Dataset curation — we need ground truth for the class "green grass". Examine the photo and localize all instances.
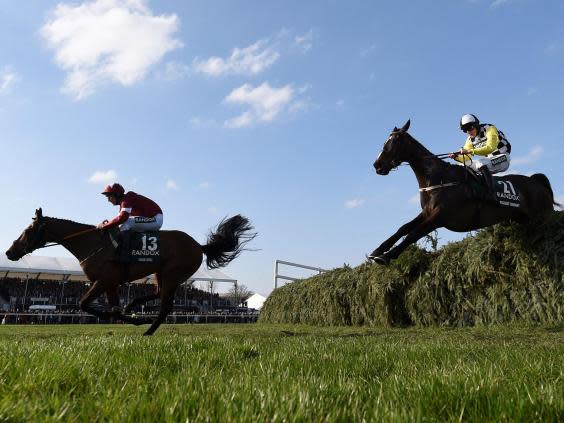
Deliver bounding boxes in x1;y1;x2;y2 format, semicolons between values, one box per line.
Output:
0;324;562;422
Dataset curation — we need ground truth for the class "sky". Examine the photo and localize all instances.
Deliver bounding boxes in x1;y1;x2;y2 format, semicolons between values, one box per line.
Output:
1;0;563;297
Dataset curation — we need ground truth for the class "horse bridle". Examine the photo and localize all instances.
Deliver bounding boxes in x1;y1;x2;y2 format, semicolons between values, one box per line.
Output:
383;130;408;170
22;222;48;253
23;221;98;253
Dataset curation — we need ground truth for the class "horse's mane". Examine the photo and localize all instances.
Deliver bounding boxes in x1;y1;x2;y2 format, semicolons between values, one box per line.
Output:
45;216;95;229
404;131;451;170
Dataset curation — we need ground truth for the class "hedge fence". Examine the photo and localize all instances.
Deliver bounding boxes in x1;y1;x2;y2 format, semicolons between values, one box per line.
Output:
260;211;563;327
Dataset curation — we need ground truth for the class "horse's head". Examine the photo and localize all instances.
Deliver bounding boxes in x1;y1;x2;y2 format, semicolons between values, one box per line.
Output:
374;119;411;175
5;208;48;261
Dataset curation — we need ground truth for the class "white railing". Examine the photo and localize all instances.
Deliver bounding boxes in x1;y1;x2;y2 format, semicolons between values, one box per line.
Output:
273;260;328;289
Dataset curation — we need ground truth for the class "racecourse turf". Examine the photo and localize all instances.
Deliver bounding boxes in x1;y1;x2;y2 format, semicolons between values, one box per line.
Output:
0;324;562;422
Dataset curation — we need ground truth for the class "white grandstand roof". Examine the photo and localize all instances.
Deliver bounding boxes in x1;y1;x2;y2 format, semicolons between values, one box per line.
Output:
0;253;236;284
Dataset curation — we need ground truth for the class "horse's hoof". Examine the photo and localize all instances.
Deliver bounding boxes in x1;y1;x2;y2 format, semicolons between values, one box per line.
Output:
371;255;389;265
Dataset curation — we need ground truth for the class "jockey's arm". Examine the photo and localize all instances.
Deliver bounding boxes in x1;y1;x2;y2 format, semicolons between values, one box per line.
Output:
100;210;129;229
453;138;475;163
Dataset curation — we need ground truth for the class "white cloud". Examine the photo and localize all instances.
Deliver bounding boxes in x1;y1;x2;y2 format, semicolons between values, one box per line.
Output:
198;181;210;189
189;116;216;128
158;61;190;81
166;179;178;190
223;82;295;128
527;87;538;96
193;39;279;77
344;198;365;209
0;66;19;94
294;30;313;53
360;44;377;58
88;170;117;184
41;0;182;100
490;0;511;8
510;146;543;166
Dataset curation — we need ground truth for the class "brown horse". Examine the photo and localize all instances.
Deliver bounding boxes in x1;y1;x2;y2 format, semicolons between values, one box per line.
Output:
369;120;559;265
5;208;255;335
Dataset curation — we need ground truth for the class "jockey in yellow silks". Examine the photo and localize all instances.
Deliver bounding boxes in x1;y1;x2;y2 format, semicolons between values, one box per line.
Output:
449;114;511;201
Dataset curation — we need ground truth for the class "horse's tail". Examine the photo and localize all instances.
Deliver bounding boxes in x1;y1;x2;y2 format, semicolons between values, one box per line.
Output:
530;173;561;208
201;215;256;269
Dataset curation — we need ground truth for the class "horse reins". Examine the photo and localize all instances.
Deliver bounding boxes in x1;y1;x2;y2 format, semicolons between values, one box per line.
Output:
33;227;99;250
385;131;473;191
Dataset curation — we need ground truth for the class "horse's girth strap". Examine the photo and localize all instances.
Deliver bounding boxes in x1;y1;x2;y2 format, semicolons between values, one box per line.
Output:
419;182;459;192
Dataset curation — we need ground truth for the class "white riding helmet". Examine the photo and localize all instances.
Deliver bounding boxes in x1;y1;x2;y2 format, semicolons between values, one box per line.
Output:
460;114;480;132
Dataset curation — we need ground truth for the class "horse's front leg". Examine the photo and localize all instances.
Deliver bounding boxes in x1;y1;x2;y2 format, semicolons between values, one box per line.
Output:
79;281;115;319
124;293;160;314
376;210;441;264
80;282;152;325
369;213;425;261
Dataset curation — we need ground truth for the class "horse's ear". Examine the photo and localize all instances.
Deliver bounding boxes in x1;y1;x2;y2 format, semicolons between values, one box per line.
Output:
35;208;43;219
392;126;398;132
401;120;411;132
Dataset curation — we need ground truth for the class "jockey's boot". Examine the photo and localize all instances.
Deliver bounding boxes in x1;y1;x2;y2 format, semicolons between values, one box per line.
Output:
118;230;132;263
480;167;497;204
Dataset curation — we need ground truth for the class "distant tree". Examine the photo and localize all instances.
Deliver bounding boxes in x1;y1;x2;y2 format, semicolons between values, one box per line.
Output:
226;284;253;307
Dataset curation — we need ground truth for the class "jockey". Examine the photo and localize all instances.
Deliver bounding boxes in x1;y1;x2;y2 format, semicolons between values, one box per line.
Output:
97;183;163;255
449;114;511;201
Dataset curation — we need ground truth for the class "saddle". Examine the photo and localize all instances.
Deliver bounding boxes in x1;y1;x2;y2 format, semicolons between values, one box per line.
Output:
462;168;521;208
109;229;161;264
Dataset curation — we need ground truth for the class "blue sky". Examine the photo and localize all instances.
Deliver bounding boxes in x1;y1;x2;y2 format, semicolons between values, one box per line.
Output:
1;0;563;296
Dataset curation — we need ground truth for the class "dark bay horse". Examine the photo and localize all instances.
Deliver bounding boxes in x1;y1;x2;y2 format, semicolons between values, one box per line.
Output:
5;209;255;335
369;120;558;265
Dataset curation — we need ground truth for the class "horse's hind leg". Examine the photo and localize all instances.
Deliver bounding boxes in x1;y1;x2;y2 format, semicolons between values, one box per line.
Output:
124;293;160;314
143;282;177;336
124;272;162;313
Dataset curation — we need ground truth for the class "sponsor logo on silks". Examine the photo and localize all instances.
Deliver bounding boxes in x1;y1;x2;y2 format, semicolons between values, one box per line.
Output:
134;216;156;223
490;156;507;165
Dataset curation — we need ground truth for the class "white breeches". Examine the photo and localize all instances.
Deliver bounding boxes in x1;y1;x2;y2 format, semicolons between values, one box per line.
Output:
119;214;163;232
465;154;510;174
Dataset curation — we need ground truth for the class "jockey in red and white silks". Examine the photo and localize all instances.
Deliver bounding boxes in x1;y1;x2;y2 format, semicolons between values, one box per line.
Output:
97;183;163;232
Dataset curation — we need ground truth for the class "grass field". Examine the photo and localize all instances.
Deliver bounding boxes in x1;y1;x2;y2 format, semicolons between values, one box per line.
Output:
0;324;562;422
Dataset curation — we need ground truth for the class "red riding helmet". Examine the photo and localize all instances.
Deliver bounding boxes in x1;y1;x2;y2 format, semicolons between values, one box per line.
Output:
101;183;125;196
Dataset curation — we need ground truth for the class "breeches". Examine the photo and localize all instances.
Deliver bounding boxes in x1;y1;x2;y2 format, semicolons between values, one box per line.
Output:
119;213;163;232
468;154;510;174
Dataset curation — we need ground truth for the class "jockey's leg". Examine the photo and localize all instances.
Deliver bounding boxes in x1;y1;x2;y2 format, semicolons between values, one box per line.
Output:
127;214;163;232
115;214;163;262
481;166;494;194
474;160;496;204
118;230;132;262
